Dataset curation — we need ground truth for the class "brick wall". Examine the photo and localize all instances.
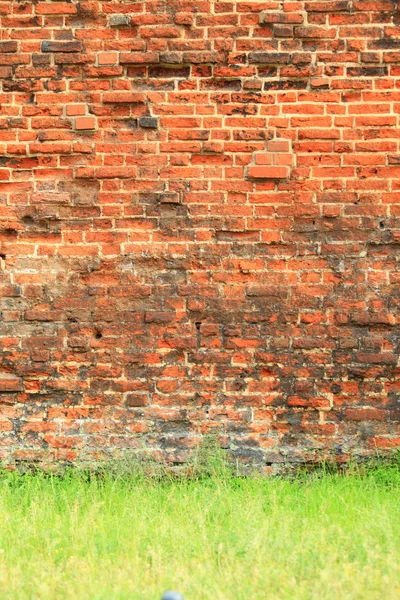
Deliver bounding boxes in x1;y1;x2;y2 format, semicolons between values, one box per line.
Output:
0;0;399;471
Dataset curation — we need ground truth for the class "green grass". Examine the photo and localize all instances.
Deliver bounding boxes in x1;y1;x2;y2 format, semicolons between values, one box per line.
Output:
0;462;399;599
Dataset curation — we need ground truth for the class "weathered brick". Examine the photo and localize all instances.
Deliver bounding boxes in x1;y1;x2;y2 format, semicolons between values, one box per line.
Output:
259;11;304;25
109;14;131;27
310;77;330;88
36;2;77;14
139;117;159;129
103;92;146;104
41;41;82;53
267;140;290;152
0;376;22;392
273;25;294;38
0;41;18;53
248;52;291;64
158;192;181;204
120;52;160;64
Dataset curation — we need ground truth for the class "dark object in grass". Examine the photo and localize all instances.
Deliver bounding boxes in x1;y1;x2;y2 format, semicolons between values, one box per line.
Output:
161;592;184;600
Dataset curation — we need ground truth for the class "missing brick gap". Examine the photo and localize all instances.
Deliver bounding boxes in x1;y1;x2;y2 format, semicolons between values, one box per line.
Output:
195;322;202;349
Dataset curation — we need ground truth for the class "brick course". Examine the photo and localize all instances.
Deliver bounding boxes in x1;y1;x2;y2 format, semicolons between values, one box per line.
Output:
0;0;399;471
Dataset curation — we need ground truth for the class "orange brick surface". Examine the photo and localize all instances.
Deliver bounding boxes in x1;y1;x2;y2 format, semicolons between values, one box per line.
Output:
66;104;86;117
248;166;289;179
97;52;119;66
75;116;96;130
255;154;272;165
0;0;399;471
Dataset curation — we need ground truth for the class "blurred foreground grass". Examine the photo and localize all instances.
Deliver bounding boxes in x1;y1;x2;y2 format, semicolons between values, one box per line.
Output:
0;458;399;599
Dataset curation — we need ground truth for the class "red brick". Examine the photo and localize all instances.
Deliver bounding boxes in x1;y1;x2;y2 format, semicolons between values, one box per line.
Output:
255;153;272;165
36;3;77;14
119;52;160;64
125;394;148;407
273;153;293;166
311;77;330;88
267;140;290;152
74;116;96;130
0;376;22;392
41;41;82;53
97;52;119;66
0;41;18;53
103;92;146;104
66;104;86;117
247;166;289;179
346;409;387;421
